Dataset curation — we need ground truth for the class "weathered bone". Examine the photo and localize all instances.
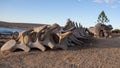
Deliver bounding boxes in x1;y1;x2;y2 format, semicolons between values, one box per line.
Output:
40;24;59;49
88;23;113;38
30;38;46;51
62;20;91;46
69;35;84;46
14;43;30;52
1;39;16;52
64;19;75;30
1;19;93;52
57;31;72;44
54;31;72;49
15;32;30;52
25;25;48;51
55;38;68;50
75;23;78;28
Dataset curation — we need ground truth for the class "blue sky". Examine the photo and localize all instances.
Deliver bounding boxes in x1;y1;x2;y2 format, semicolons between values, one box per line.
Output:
0;0;120;29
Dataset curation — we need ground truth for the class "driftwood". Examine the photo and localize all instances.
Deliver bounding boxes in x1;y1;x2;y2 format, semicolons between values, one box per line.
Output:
1;19;93;53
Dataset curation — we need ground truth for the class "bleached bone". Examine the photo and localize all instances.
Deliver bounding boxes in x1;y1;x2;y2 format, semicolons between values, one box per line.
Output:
29;38;46;51
88;23;113;38
0;31;31;52
40;23;60;49
62;19;92;46
14;43;30;52
69;35;84;46
6;29;34;52
64;19;75;30
57;31;72;44
1;39;16;52
25;25;48;51
1;19;93;52
11;31;30;52
55;31;72;49
75;23;78;28
55;38;68;50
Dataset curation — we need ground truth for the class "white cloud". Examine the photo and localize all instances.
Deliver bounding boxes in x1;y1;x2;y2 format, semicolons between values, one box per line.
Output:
94;0;119;8
94;0;117;3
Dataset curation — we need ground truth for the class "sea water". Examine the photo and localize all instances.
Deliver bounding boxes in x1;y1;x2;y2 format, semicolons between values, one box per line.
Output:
0;27;25;34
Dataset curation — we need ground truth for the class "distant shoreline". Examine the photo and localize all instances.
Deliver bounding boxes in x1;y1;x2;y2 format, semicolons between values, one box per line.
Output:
0;21;45;29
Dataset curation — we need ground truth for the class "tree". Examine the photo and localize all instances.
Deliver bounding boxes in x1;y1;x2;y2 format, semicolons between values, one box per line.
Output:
97;11;110;24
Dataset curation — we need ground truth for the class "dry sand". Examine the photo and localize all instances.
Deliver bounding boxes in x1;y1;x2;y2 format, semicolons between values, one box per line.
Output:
0;22;120;68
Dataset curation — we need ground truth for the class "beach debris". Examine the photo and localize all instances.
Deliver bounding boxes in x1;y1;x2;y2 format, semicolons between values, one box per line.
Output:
0;19;93;52
88;23;113;38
